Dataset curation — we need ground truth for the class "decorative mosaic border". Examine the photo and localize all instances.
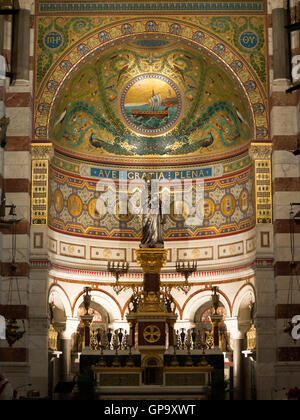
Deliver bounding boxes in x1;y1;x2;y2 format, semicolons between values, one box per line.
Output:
52;150;252;180
37;1;265;14
249;142;272;224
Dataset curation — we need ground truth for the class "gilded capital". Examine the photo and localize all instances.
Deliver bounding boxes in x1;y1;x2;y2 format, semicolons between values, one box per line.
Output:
31;143;54;160
249;143;272;161
135;248;168;274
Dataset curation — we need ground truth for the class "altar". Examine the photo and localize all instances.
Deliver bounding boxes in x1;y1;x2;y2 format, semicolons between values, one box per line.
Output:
77;246;225;400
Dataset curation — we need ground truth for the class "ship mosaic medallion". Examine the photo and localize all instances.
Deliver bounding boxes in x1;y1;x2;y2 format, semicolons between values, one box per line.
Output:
121;74;182;136
48;37;254;166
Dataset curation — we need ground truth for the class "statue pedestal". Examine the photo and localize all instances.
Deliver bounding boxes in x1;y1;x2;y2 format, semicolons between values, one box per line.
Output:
127;248;177;357
135;248;168;293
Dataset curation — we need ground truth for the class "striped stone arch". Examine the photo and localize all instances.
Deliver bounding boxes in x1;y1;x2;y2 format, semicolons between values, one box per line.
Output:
34;17;268;144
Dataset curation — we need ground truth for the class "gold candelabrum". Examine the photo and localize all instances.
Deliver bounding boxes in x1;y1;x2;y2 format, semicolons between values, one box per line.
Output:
81;287;94;349
175;260;197;294
209;287;223;348
107;261;130;294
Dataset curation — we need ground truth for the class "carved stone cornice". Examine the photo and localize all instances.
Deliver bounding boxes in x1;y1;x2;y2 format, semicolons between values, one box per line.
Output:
249;143;272;161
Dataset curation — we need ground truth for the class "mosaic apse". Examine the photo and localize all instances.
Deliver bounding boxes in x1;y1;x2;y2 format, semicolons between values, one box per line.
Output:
49;39;253;165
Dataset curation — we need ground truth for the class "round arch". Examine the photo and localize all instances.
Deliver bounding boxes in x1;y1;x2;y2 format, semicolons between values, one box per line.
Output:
72;288;123;322
232;282;256;318
48;283;73;318
34;17;267;145
182;288;232;322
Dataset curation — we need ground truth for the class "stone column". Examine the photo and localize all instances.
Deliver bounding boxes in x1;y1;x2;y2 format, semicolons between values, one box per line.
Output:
60;318;79;382
232;336;245;400
0;16;4;55
272;1;290;81
48;351;62;399
225;318;245;400
29;145;53;396
12;9;31;84
254;262;276;400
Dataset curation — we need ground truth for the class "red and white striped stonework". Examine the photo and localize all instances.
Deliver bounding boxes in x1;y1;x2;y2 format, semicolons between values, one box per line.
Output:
266;0;300;400
0;0;49;393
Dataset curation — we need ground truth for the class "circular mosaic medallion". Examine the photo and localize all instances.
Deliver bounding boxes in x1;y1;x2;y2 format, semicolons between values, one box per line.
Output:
203;199;215;219
170;200;191;221
239;190;249;212
221;194;235;217
54;190;64;213
88;198;106;219
113;202;133;223
68;195;83;217
240;31;258;49
121;74;182;136
44;31;63;49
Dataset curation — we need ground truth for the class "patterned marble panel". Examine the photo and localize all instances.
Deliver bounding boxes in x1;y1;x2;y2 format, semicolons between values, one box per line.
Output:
177;247;214;261
246;236;257;253
48;236;58;254
60;241;86;259
218;241;244;259
91;247;126;261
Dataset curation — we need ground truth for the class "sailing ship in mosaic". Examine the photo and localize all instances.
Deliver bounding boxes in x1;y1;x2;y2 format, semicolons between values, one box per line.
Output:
122;74;181;135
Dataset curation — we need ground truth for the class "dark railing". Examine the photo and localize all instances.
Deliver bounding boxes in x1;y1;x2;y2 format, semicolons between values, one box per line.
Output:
79;326;229;353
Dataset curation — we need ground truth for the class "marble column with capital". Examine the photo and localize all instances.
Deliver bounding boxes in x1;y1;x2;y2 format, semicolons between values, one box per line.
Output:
225;318;246;400
60;318;80;382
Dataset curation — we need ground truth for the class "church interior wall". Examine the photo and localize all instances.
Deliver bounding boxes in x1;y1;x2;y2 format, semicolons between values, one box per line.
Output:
0;0;299;401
